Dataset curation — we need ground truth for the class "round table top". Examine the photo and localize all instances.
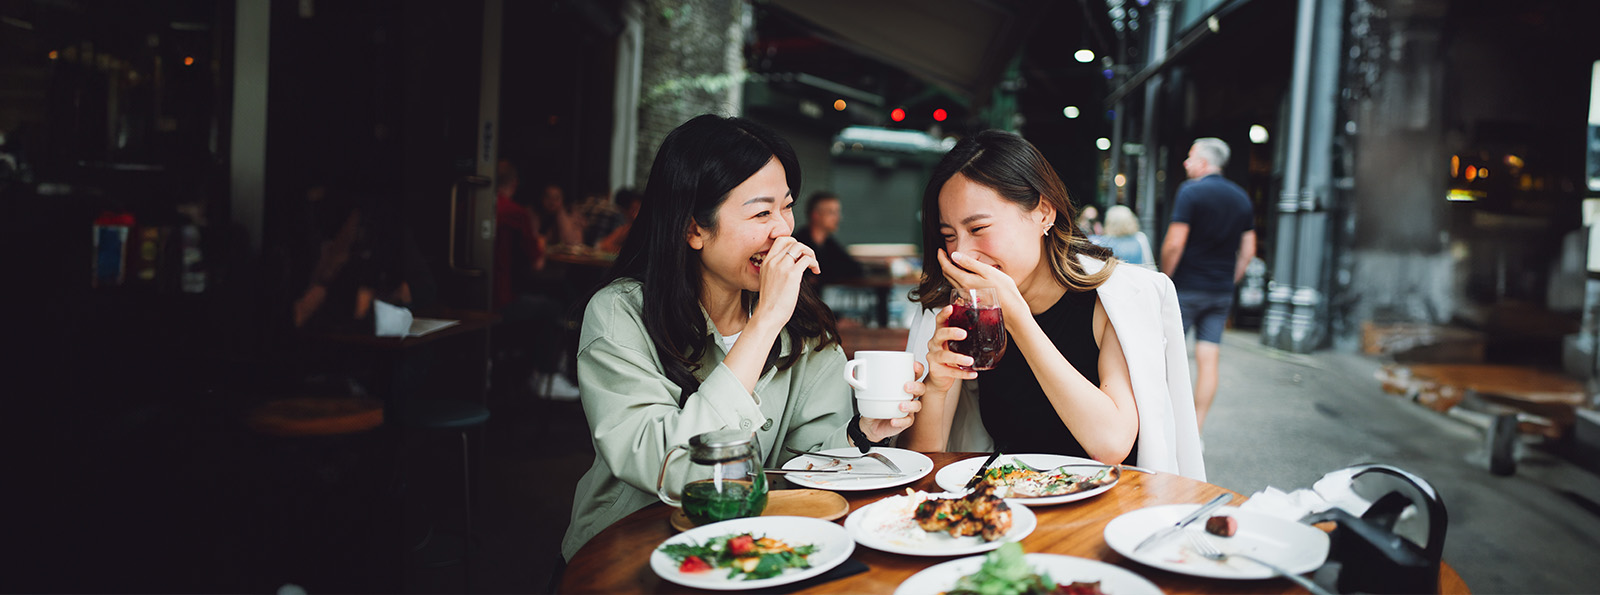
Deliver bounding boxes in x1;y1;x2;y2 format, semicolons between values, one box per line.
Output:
560;452;1467;594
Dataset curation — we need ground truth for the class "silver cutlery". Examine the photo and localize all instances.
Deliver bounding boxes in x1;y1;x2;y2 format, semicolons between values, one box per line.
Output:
783;445;903;475
1009;457;1151;478
965;452;1002;490
763;468;900;477
1187;531;1336;595
1134;492;1233;552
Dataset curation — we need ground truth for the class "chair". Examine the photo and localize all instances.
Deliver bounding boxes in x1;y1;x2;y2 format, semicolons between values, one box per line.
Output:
400;398;490;589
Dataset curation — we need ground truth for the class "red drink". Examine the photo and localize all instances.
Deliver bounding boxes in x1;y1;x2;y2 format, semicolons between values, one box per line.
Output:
948;302;1006;371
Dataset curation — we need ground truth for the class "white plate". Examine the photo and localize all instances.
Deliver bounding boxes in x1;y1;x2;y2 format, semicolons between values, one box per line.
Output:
843;492;1037;556
933;454;1119;506
894;553;1163;595
1104;504;1331;580
650;516;854;591
780;447;934;491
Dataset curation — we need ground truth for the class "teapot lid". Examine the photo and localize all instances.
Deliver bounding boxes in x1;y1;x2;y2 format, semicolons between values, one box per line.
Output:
688;429;759;464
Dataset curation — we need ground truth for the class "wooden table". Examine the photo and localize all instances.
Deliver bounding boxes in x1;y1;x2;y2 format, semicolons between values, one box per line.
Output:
309;308;499;350
561;452;1468;594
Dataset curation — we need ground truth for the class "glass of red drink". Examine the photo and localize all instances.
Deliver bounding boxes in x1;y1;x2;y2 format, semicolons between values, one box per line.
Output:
947;288;1006;371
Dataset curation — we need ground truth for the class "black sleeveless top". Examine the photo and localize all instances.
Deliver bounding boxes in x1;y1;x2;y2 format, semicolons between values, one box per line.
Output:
977;288;1137;463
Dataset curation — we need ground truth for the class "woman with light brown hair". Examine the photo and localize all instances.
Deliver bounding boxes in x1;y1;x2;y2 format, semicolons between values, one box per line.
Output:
899;130;1204;479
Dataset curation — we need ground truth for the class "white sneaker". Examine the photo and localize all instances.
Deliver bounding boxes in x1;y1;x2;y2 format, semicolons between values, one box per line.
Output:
541;372;581;401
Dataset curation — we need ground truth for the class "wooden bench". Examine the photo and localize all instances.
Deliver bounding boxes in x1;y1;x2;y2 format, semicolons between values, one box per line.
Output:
1378;363;1587;439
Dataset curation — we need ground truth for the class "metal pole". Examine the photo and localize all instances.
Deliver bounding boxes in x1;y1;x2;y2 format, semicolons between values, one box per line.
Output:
1139;0;1174;239
1262;0;1318;350
1287;0;1345;353
1109;100;1123;206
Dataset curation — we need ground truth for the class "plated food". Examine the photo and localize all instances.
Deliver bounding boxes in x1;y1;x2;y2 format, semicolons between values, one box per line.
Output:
893;544;1163;595
914;482;1013;541
978;462;1117;498
1103;504;1330;580
658;532;815;580
845;489;1037;556
779;447;934;491
650;516;854;591
1204;514;1238;537
933;454;1120;506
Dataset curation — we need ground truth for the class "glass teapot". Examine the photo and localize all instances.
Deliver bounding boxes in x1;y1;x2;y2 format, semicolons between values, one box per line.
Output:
655;429;769;526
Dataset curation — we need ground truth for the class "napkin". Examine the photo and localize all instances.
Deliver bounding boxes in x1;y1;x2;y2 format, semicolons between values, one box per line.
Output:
1239;467;1374;521
373;299;414;337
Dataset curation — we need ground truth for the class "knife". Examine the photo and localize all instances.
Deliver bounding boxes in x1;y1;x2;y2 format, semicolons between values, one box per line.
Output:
964;452;1002;490
764;468;901;477
1133;493;1233;552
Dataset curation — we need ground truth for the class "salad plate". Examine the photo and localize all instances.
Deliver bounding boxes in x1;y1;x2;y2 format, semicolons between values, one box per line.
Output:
843;491;1037;557
650;516;854;591
1104;504;1330;580
780;447;934;491
933;454;1118;506
894;547;1162;595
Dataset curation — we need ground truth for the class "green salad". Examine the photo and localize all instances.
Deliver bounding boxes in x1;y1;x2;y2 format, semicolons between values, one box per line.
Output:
947;543;1104;595
658;533;817;581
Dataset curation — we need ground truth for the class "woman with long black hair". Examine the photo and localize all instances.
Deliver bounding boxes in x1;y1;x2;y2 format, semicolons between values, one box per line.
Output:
560;115;923;559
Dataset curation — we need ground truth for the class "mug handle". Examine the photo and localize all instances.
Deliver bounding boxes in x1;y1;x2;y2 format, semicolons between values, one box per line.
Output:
842;360;869;391
655;444;690;507
914;355;929;383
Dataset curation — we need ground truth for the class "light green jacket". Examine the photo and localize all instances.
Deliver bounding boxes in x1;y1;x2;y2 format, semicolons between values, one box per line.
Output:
560;279;854;560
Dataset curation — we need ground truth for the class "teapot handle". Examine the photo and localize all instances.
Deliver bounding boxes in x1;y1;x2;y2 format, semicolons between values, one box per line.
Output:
656;444;690;508
1348;463;1448;561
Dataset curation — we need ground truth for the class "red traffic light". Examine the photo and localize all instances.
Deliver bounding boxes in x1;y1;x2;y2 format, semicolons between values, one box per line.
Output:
890;108;906;122
933;108;948;122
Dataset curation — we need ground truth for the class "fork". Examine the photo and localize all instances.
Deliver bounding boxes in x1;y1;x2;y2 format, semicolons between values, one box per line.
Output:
1187;532;1335;595
783;446;902;474
1010;457;1153;476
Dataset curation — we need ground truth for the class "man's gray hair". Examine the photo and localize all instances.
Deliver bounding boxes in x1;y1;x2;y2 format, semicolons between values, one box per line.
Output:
1192;137;1230;169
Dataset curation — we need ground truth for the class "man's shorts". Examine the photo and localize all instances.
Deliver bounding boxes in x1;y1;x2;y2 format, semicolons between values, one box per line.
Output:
1177;290;1234;345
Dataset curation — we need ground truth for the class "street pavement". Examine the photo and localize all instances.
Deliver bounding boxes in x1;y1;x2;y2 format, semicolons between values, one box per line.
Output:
1202;329;1600;594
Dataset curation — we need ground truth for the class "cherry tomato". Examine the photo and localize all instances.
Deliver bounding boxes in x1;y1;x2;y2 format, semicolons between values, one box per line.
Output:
678;556;711;573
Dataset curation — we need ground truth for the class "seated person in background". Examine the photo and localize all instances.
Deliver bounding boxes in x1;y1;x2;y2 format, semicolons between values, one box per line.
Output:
561;115;924;560
578;181;624;246
596;187;642;254
291;182;432;332
536;181;587;247
1089;205;1154;266
793;190;864;285
1076;204;1103;236
494;159;546;312
898;130;1204;480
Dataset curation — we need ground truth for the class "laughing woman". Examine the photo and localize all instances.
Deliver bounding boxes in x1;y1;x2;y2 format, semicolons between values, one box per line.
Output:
898;130;1204;480
560;115;924;560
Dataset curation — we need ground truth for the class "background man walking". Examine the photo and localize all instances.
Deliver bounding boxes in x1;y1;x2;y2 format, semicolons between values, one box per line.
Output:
1161;137;1256;432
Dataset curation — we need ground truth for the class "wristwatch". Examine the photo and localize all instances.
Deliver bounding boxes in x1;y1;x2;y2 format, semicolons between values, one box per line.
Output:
847;413;892;453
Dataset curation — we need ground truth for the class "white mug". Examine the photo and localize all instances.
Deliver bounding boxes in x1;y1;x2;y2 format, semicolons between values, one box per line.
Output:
843;351;927;419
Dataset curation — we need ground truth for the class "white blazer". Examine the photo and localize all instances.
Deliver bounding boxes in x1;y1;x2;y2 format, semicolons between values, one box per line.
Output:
905;255;1206;481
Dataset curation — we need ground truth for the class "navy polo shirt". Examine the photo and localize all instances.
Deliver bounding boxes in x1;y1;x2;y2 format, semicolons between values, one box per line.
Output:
1169;174;1254;293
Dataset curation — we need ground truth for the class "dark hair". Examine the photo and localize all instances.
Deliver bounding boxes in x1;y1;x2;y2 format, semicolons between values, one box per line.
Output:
806;190;839;217
605;115;839;397
913;130;1115;308
496;159;518;192
614;187;643;209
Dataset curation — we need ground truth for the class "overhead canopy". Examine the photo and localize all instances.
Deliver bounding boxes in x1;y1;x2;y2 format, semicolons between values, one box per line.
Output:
767;0;1048;107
